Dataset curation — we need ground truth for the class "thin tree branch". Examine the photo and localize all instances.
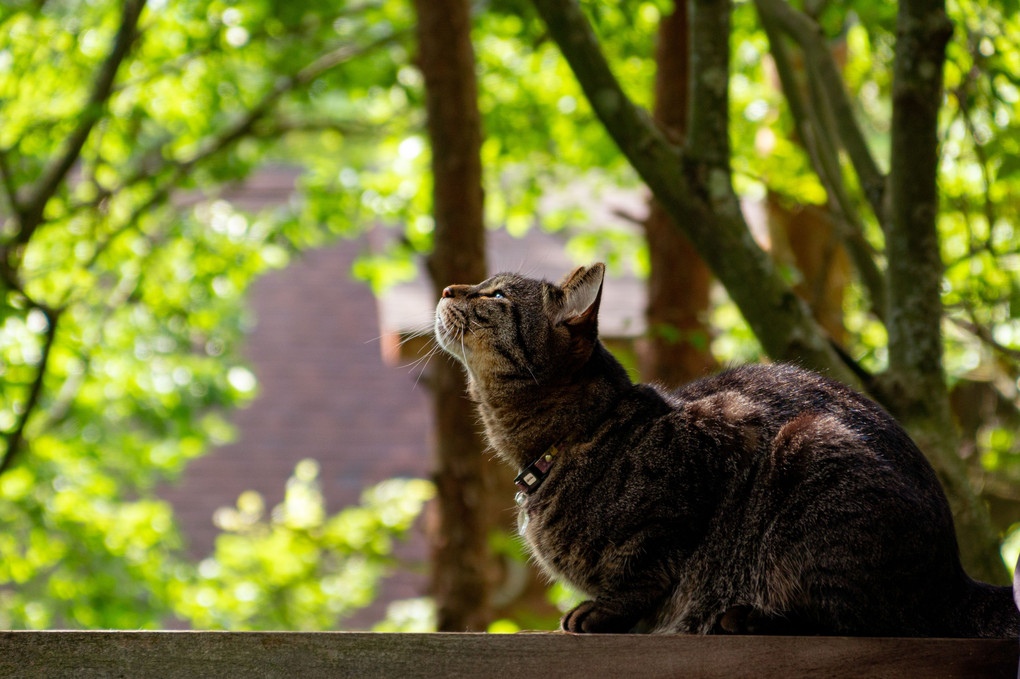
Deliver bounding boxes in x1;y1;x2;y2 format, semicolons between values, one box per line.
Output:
754;0;886;222
84;185;171;271
181;30;408;167
949;314;1020;363
42;216;177;431
68;30;407;217
757;6;887;320
255;116;384;137
0;247;57;316
953;88;998;247
974;470;1020;503
16;0;147;246
0;147;21;217
0;306;60;477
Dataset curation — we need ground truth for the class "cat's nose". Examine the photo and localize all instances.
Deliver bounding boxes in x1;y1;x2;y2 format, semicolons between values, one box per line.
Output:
442;284;470;299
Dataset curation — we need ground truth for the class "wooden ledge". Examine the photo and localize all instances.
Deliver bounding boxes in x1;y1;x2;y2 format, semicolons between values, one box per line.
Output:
1;631;1016;678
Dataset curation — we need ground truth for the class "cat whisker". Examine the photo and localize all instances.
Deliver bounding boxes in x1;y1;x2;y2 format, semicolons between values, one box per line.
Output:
410;342;449;390
363;321;436;347
398;328;438;348
401;341;442;371
412;354;434;390
403;354;432;374
399;332;436;358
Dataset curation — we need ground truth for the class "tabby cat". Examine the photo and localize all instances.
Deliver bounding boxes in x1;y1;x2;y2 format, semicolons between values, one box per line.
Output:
434;262;1019;637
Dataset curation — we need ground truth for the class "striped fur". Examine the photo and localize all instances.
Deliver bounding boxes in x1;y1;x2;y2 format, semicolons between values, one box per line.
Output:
435;263;1018;637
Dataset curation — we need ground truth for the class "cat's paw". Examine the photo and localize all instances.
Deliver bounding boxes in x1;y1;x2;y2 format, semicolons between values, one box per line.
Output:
560;600;601;633
712;605;808;635
714;605;753;634
560;600;634;633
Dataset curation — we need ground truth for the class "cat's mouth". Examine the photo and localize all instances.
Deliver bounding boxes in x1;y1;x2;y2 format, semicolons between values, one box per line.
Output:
434;301;472;361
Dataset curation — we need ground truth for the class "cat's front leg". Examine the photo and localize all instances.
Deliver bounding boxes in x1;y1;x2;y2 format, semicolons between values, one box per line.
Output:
561;598;645;633
556;531;680;633
559;571;671;633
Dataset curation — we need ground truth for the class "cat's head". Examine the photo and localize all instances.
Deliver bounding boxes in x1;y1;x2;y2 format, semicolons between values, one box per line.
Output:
434;263;606;388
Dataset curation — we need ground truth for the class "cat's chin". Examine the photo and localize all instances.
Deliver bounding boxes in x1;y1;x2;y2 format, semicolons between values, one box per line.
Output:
433;315;470;363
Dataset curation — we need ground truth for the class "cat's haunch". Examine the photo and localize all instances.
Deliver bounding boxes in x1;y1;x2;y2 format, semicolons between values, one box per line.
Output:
435;263;1019;638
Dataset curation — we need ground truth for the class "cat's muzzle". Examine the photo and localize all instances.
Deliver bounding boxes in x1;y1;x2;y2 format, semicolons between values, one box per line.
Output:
434;302;470;359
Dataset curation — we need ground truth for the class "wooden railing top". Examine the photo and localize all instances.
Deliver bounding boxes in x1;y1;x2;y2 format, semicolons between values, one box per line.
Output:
0;631;1016;678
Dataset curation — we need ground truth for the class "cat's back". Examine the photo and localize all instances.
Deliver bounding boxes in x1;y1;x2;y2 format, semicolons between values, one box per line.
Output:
671;363;921;460
663;363;949;508
672;362;878;422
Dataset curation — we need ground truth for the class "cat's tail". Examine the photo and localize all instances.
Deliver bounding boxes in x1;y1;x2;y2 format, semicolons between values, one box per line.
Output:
948;579;1019;638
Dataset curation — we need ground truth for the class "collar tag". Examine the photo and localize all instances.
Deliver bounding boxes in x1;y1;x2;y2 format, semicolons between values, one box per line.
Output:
514;444;559;495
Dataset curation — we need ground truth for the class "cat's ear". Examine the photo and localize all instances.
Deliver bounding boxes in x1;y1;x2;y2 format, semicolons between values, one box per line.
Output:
547;263;605;328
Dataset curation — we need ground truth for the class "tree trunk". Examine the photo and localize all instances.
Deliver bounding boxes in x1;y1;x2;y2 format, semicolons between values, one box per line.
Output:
886;0;952;401
641;1;716;388
884;0;1005;583
413;0;500;630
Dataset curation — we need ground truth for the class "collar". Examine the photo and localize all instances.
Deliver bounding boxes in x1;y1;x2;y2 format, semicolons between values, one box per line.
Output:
514;442;562;497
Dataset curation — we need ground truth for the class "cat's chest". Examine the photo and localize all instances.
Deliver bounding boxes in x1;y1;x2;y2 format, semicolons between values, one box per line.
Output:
517;494;600;590
515;474;633;593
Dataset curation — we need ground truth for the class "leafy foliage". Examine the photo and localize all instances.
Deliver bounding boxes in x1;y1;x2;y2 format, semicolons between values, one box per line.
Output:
172;462;433;631
0;0;424;628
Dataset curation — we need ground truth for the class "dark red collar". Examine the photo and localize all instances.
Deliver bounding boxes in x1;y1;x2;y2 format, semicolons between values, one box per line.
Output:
514;443;562;495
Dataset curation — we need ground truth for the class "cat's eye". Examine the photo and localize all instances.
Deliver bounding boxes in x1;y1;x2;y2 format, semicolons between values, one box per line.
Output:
493;291;505;299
